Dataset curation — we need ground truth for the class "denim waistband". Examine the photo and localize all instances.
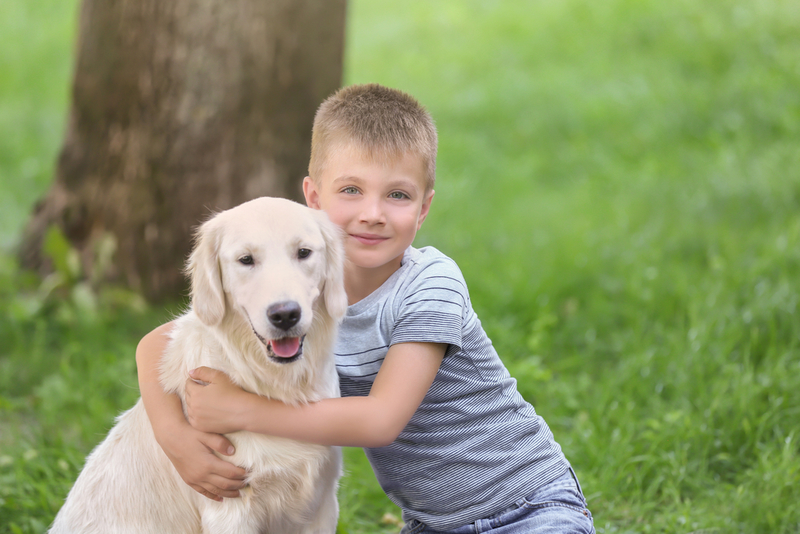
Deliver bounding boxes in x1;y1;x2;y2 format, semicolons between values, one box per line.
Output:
487;465;581;519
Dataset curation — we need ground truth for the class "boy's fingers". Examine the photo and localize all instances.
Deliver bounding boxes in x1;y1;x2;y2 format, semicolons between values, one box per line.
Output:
213;488;241;499
188;366;217;382
197;433;248;479
190;484;223;502
221;463;248;480
189;475;244;500
201;432;237;457
209;474;245;494
212;457;248;480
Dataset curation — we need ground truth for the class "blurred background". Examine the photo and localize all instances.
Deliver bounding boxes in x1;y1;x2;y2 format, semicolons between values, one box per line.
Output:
1;1;799;532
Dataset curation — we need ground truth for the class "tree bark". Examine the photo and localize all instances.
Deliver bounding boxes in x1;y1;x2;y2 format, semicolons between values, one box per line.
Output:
20;0;346;301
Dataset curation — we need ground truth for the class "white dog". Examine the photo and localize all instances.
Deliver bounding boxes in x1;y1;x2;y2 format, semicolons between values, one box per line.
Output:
50;197;348;534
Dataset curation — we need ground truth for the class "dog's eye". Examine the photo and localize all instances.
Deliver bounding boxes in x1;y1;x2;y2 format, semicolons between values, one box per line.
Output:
298;248;312;260
238;255;254;265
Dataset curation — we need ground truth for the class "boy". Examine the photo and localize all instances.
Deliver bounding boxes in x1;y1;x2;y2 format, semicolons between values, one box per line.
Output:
137;84;595;533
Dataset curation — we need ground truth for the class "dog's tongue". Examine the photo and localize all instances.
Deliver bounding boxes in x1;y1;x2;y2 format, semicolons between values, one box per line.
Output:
270;337;301;358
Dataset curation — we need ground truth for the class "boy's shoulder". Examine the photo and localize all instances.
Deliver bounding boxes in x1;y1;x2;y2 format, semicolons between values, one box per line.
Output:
405;245;459;272
400;246;469;293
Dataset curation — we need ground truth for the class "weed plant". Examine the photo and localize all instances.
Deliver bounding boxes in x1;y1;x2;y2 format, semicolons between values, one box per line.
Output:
1;0;798;533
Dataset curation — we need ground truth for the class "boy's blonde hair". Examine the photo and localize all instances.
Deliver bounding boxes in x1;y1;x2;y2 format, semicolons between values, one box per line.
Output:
309;84;438;190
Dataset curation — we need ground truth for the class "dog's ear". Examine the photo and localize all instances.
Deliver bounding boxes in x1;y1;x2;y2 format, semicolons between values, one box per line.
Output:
186;216;226;326
315;210;348;322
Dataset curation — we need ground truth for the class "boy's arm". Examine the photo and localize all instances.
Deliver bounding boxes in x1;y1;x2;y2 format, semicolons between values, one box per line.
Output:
185;341;446;448
136;322;247;501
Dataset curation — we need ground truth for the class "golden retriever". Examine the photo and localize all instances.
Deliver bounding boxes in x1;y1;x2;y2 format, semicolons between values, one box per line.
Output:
50;197;348;534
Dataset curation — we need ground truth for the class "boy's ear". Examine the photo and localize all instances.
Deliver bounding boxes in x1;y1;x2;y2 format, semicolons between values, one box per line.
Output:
416;189;435;230
303;176;321;209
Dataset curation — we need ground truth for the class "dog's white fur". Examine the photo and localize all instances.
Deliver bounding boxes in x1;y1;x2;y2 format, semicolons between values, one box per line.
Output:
49;197;348;534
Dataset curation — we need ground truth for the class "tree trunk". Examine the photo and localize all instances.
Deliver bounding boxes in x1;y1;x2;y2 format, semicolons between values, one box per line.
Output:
20;0;346;301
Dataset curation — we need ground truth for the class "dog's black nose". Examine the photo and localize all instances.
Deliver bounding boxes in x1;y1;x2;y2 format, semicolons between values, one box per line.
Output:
267;301;302;330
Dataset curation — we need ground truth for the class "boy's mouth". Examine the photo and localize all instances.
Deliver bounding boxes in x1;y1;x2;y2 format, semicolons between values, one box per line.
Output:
351;233;388;246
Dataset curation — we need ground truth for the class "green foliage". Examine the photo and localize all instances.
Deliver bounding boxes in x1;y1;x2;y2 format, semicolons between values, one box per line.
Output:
38;225;147;321
2;0;799;533
0;244;164;530
345;0;800;531
0;0;77;251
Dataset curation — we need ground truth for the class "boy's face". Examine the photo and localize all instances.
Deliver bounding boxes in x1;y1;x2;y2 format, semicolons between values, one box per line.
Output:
303;144;434;276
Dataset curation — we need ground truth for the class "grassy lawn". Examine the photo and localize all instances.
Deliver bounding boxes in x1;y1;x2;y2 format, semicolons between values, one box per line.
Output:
2;0;799;532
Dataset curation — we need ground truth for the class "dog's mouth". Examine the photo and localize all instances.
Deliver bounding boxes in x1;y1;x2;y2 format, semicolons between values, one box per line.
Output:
252;328;305;364
266;336;305;364
245;311;306;364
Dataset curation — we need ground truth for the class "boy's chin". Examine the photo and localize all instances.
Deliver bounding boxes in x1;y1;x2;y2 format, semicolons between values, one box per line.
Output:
346;249;405;271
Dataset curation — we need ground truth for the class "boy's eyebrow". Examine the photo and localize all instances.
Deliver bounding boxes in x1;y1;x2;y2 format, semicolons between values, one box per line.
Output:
332;175;363;185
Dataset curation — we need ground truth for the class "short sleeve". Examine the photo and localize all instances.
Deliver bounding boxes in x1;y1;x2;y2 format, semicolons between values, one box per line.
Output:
390;256;468;350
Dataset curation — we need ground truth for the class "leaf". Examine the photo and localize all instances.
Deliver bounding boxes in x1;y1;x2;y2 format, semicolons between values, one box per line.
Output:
71;281;98;317
42;225;82;281
90;232;117;285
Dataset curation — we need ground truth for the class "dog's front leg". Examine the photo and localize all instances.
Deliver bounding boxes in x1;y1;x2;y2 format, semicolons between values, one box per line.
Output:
200;500;263;534
302;449;342;534
303;494;339;534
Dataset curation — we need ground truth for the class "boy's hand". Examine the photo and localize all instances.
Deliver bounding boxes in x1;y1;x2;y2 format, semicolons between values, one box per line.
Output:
159;423;248;501
185;367;252;435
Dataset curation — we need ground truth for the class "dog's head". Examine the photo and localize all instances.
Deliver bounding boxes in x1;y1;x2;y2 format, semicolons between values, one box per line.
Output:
186;197;347;365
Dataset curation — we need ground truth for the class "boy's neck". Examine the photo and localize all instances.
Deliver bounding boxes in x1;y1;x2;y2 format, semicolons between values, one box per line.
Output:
344;255;404;305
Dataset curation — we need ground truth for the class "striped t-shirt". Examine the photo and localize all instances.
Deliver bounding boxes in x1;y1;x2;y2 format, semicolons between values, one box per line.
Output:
336;246;569;530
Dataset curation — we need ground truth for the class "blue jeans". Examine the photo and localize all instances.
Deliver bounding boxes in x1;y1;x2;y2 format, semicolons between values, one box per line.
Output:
400;467;595;534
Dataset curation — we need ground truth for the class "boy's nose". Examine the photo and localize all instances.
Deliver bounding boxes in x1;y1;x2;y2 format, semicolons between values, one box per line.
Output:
359;198;386;224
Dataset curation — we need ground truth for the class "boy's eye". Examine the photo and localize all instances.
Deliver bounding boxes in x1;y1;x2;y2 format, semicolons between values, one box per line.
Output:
389;191;409;200
298;248;312;260
341;186;359;195
238;255;254;265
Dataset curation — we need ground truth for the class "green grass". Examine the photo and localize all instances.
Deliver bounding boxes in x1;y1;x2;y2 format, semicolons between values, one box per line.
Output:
2;0;799;532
